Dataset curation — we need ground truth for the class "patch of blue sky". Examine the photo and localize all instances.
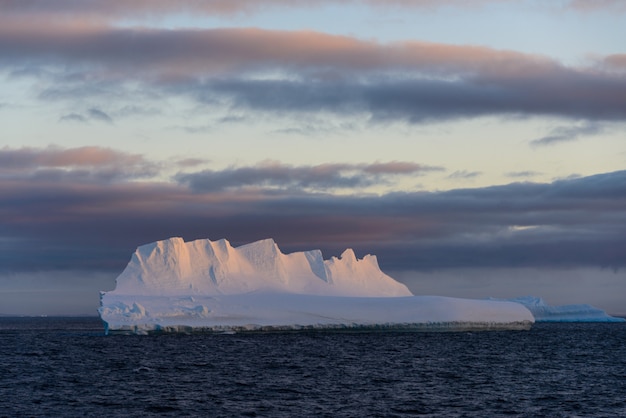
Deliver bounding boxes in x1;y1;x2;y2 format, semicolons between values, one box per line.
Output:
113;2;626;66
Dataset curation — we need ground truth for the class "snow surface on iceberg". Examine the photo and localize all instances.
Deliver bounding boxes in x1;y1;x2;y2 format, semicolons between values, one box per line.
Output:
502;296;625;323
99;237;534;334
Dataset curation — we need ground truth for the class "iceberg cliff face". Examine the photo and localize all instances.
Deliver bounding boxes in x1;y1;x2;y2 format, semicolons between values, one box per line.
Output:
99;294;535;335
99;237;534;334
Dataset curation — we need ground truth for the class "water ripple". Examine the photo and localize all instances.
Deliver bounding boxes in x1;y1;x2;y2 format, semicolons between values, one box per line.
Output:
1;318;625;417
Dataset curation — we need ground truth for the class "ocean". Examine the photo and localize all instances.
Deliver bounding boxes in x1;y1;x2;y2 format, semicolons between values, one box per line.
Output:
1;317;625;417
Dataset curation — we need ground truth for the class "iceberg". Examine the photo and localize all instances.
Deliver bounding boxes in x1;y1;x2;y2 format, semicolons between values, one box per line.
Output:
99;237;534;334
501;296;625;323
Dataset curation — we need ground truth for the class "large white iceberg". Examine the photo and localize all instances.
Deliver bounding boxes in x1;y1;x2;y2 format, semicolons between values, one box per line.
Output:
99;237;534;334
501;296;625;323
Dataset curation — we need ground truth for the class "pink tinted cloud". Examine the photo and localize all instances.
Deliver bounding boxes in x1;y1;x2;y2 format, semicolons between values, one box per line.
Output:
0;145;437;192
0;23;559;80
0;146;159;182
604;54;626;71
0;0;299;19
0;145;143;169
0;0;514;21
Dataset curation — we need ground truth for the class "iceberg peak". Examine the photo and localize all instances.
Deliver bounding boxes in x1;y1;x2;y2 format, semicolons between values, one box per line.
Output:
107;236;412;297
340;248;356;261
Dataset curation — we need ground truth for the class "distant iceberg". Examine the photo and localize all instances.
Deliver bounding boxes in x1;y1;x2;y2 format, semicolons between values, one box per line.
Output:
99;237;534;334
499;296;625;323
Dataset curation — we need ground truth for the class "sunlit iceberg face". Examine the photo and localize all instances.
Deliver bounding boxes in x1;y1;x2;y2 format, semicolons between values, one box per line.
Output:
108;236;412;297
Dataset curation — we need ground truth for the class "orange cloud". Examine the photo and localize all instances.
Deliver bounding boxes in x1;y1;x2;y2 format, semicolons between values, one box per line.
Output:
604;54;626;71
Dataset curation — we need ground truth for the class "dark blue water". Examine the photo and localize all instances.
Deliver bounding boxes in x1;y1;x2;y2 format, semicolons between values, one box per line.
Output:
1;318;625;417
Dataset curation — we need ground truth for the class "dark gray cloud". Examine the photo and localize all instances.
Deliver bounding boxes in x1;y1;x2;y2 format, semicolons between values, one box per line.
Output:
1;164;625;274
531;122;607;146
59;112;87;123
201;76;626;124
176;161;441;192
59;108;116;124
447;170;482;180
505;171;542;178
271;120;359;137
88;107;113;124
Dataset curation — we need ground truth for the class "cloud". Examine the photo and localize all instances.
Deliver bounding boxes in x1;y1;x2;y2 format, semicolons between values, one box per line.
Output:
0;145;159;181
505;171;542;178
88;107;113;124
206;74;626;123
530;122;606;146
603;54;626;72
447;170;482;180
270;117;359;137
0;25;557;79
1;156;626;274
176;160;440;192
59;108;115;124
174;158;210;168
59;113;87;123
2;25;626;123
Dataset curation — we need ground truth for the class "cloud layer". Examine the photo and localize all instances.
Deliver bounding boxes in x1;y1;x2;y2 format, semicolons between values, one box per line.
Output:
176;161;442;192
2;146;625;274
2;22;625;125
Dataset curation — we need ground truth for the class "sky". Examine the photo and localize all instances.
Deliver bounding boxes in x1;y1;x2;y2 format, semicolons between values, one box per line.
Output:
1;0;625;316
